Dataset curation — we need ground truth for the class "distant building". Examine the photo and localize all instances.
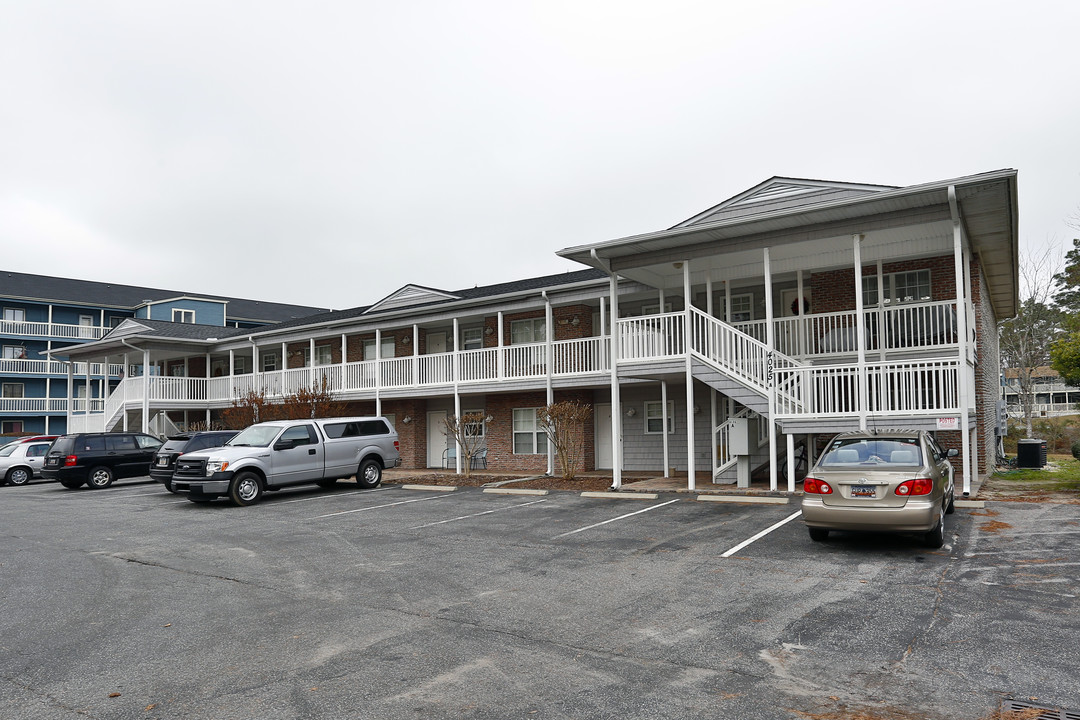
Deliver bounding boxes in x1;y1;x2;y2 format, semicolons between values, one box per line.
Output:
1002;366;1080;418
0;271;329;435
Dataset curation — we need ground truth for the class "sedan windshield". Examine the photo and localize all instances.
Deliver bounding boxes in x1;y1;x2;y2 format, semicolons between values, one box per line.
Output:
819;438;922;467
227;425;281;448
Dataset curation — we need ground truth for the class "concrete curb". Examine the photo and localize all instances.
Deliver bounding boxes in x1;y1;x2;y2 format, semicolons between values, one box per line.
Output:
401;484;457;492
482;488;549;496
954;499;985;508
581;491;660;500
697;494;790;504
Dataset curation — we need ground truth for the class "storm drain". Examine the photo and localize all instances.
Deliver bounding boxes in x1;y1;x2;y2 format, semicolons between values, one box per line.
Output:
1001;699;1080;720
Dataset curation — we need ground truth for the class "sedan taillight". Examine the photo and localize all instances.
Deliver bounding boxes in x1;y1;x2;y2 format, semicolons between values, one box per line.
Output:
895;478;934;496
803;477;833;494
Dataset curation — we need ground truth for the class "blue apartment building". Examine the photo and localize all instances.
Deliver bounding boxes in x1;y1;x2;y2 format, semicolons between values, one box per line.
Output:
0;271;329;436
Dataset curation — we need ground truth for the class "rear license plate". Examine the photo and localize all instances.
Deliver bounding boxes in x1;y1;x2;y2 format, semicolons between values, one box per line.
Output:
851;485;876;498
157;458;169;467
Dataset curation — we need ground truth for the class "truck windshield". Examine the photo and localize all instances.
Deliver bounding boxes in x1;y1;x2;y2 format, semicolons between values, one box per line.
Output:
227;425;282;448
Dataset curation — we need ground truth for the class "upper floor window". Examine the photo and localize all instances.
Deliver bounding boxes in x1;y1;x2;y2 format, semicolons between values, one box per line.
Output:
3;345;28;360
461;327;484;351
3;308;25;322
262;351;280;372
862;270;931;306
729;294;753;323
172;309;195;324
2;383;25;398
511;318;546;344
363;337;396;360
315;345;333;366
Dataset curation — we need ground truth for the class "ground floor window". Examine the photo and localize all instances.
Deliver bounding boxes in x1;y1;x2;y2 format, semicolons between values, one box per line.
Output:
513;408;548;454
645;400;675;434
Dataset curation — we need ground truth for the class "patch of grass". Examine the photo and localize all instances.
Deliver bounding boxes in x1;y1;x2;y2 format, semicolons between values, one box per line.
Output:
993;454;1080;493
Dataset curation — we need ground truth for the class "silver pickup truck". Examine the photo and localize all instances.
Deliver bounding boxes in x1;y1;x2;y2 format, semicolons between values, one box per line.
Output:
170;416;400;506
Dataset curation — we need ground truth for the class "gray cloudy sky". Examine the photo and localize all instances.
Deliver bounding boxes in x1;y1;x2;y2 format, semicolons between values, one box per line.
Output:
2;0;1078;311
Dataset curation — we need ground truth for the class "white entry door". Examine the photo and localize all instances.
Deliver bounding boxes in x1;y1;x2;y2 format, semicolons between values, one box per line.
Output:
595;403;612;469
427;411;447;468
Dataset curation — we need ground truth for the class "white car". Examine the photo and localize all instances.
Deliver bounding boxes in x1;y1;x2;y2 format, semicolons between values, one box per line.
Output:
0;441;53;486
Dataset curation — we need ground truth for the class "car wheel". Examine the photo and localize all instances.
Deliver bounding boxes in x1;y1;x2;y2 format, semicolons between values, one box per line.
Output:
356;459;382;489
59;478;85;489
86;466;115;489
6;467;32;486
228;472;263;506
808;527;829;542
924;506;945;549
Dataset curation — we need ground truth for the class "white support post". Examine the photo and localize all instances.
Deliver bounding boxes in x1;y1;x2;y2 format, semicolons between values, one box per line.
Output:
375;329;382;417
707;276;717;483
141;349;150;433
786;431;795;492
683;261;695;491
950;186;973;494
544;293;554;477
876;260;885;362
122;353;129;431
609;274;622;490
853;235;867;431
795;270;805;357
496;311;504;381
661;380;670;478
764;248;777;491
229;349;235;377
309;337;316;387
66;362;73;428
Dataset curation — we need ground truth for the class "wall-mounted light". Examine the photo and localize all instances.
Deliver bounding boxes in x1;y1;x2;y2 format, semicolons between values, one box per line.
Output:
484;326;494;336
401;415;412;424
571;316;580;326
485;415;493;423
402;335;411;345
626;407;637;417
692;405;701;415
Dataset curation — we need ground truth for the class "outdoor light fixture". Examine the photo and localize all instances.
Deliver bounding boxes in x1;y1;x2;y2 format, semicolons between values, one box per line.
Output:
402;416;412;424
484;327;494;336
626;407;636;417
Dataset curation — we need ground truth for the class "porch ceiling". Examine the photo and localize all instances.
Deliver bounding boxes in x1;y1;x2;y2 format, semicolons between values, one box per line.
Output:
560;169;1018;319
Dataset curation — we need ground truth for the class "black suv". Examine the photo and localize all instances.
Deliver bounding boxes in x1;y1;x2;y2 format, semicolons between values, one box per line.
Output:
150;431;238;492
42;432;163;489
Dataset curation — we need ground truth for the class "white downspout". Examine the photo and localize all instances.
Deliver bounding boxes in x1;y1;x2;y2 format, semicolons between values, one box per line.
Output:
661;379;670;478
452;317;461;475
683;260;695;491
949;186;973;496
593;248;622;490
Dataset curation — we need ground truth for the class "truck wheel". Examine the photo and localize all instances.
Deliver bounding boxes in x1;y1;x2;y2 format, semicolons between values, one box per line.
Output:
86;466;115;489
356;459;382;489
229;472;263;506
7;467;32;486
60;478;85;489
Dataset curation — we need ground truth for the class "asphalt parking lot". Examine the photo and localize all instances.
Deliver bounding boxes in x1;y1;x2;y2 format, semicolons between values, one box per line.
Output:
2;477;1079;720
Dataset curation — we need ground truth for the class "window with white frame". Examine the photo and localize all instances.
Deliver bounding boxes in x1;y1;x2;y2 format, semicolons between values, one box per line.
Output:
299;347;311;367
79;315;94;327
512;408;548;454
729;294;753;323
3;308;25;322
315;345;333;366
363;337;396;360
262;351;280;372
464;409;486;438
640;303;673;315
862;270;931;306
234;356;251;374
170;364;186;377
2;383;25;398
462;327;484;350
3;345;27;359
645;401;675;434
510;318;546;344
172;309;195;324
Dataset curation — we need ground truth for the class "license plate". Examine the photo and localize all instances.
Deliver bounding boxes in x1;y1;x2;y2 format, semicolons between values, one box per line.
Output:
157;458;169;467
851;485;876;498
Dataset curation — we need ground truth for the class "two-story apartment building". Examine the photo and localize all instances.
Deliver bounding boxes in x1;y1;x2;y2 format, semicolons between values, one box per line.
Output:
0;271;329;436
52;170;1019;496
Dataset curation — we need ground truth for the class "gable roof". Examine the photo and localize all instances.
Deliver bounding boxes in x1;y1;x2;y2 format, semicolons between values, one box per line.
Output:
672;177;896;228
365;285;462;314
0;270;330;324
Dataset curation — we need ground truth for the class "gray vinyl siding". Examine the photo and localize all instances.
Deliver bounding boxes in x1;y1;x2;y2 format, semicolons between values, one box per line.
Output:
619;383;712;472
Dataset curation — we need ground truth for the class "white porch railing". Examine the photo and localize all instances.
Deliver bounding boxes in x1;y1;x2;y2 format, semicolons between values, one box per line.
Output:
0;320;108;340
0;358;124;376
0;398;102;413
618;312;685;360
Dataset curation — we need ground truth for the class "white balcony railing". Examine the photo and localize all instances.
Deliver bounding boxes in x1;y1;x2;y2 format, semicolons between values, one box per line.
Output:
0;358;124;376
0;320;108;340
0;398;104;413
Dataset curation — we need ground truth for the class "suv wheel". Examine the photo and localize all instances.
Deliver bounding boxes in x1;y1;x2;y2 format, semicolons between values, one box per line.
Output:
228;472;263;506
86;466;115;489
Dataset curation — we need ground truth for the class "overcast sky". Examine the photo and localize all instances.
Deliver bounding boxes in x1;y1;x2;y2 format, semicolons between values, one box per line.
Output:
2;0;1078;311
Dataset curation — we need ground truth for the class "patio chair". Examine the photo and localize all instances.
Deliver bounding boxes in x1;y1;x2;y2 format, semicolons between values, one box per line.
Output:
470;448;488;470
442;447;456;469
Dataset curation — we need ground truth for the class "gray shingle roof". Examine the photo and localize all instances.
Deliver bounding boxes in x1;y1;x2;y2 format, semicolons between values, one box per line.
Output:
0;270;330;324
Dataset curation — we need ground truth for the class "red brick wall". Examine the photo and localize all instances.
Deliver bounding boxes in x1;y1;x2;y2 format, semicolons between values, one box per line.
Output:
810;256;957;314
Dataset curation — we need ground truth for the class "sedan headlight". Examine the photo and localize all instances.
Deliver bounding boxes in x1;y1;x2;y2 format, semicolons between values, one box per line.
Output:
205;460;229;477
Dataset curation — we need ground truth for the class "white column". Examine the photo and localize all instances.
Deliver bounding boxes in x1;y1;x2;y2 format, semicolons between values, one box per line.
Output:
609;274;622;489
122;353;129;431
142;349;150;433
496;311;504;381
453;316;462;475
683;261;695;491
786;432;795;492
951;188;973;495
853;234;867;431
661;380;670;478
764;248;777;492
374;329;382;417
707;276;717;483
876;260;886;363
795;270;805;357
229;349;235;377
544;293;554;477
65;362;73;429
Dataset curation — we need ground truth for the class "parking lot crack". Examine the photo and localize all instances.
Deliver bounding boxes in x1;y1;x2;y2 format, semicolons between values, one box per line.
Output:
0;675;92;716
106;553;277;590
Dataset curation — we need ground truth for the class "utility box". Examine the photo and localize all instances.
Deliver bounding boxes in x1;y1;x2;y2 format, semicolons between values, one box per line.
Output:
729;418;751;456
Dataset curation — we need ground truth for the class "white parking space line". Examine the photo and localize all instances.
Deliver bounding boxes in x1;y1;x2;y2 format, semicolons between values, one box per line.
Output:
408;499;548;529
720;510;803;558
312;493;451;519
553;499;681;539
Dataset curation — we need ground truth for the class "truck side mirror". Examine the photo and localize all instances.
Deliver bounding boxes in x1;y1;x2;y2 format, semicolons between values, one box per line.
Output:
274;439;295;451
